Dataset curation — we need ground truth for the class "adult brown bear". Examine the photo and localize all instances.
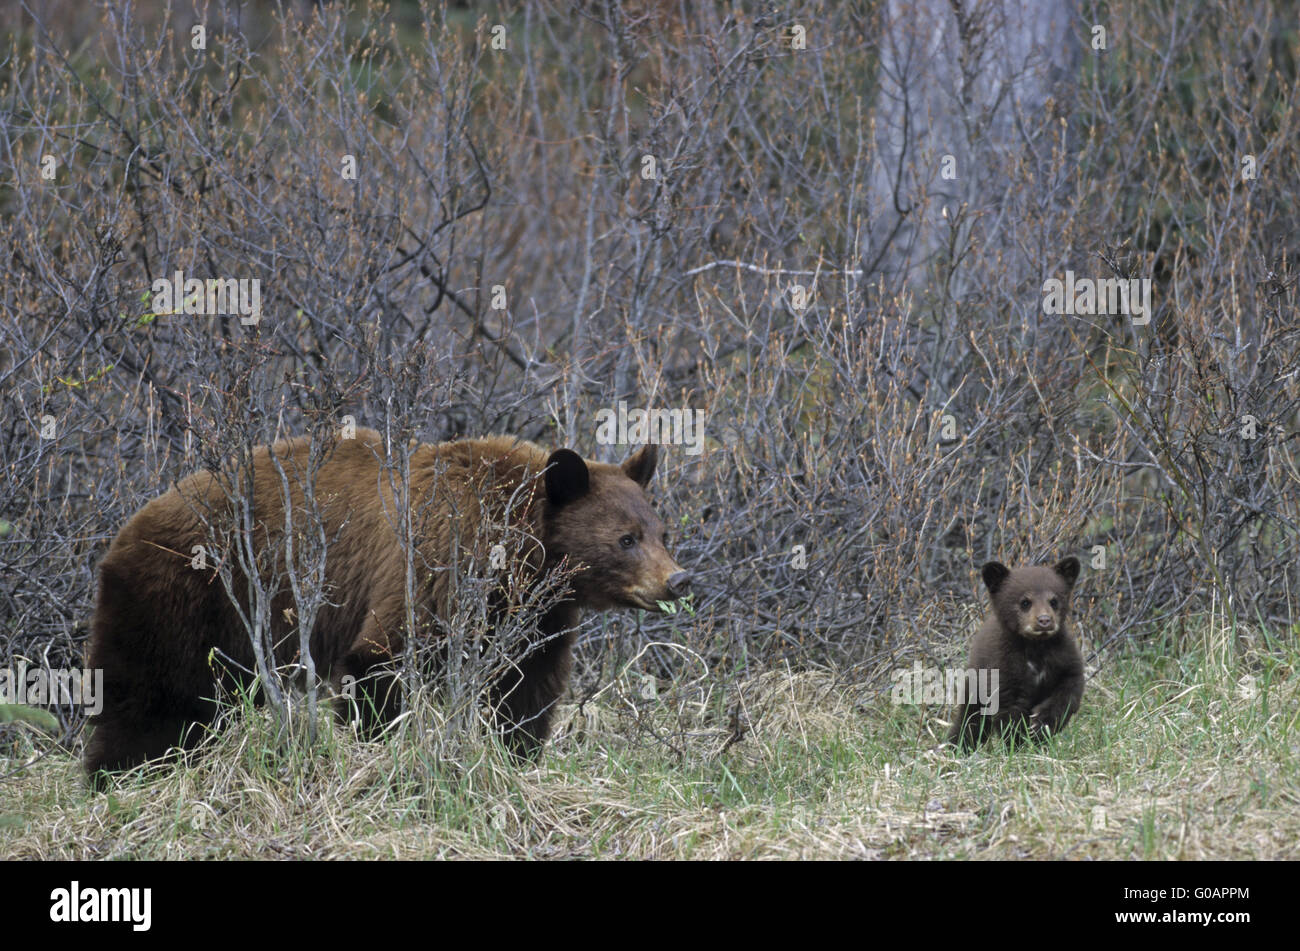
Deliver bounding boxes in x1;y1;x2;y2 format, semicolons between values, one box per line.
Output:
83;428;690;782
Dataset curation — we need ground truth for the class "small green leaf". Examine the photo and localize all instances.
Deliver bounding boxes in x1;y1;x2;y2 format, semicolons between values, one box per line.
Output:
0;704;60;732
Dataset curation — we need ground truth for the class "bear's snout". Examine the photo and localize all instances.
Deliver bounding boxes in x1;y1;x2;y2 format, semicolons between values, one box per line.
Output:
625;556;691;611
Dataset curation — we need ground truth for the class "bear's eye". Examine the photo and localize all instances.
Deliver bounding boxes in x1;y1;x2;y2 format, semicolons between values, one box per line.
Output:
619;534;637;550
662;532;669;547
1049;597;1059;609
1019;598;1032;611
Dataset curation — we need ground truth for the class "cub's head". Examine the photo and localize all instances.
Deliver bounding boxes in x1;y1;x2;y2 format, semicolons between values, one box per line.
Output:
542;445;691;612
982;557;1080;640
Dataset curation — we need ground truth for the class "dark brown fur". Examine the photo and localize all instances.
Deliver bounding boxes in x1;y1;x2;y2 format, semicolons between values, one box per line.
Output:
83;428;689;782
948;557;1084;750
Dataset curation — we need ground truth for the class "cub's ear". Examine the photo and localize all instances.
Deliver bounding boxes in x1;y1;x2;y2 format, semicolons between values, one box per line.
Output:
1054;556;1081;586
621;444;658;488
546;449;590;507
981;562;1011;596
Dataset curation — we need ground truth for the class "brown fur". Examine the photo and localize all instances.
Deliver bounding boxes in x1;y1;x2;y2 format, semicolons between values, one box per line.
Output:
83;428;689;782
948;557;1084;750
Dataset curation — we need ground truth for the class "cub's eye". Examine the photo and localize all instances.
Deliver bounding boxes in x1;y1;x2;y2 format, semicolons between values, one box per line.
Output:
1049;597;1059;609
1019;598;1032;611
619;534;637;550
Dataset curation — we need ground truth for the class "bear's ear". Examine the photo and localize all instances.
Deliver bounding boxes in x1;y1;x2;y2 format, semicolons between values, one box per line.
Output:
546;449;590;507
621;444;658;488
1053;556;1081;586
981;562;1011;596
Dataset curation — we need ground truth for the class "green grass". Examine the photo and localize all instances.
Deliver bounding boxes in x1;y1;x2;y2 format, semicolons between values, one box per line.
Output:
2;626;1297;859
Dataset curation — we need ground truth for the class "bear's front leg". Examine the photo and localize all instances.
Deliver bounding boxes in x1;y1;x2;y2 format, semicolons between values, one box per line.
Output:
335;619;403;738
1029;672;1084;739
977;701;1032;746
490;630;575;762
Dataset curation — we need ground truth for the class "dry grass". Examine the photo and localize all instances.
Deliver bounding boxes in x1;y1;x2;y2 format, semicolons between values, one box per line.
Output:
3;620;1296;860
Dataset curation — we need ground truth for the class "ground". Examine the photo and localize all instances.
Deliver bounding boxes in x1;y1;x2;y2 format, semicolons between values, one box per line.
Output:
2;621;1296;859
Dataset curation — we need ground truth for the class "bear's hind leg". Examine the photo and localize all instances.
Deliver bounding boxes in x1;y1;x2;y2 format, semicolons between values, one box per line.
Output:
947;702;984;750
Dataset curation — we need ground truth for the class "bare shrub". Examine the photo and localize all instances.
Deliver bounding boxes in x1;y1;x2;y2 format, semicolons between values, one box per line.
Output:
0;0;1296;764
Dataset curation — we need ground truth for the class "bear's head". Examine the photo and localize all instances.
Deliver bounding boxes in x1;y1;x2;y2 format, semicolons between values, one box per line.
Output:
982;557;1080;639
542;445;691;612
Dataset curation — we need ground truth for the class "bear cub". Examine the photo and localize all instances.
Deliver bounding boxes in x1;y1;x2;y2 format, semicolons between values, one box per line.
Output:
948;557;1084;750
